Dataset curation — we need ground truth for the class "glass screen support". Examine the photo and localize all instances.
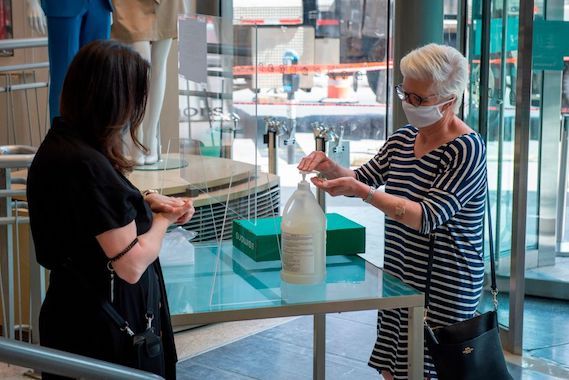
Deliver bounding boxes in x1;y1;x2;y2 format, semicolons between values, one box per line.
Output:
507;0;535;355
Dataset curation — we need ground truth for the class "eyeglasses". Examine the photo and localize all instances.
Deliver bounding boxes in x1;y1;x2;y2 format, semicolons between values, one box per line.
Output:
395;84;439;107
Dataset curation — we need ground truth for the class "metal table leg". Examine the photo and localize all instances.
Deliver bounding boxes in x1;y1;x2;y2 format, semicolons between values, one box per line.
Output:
408;306;424;380
314;313;326;380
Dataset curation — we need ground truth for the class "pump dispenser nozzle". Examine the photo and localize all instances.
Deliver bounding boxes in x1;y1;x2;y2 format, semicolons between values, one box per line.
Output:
298;171;310;190
299;170;319;176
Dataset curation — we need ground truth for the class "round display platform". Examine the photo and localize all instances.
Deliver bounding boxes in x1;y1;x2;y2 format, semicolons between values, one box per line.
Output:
133;157;188;171
128;153;280;242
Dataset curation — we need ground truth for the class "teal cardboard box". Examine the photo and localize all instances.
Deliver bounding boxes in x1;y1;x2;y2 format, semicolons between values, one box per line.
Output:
232;213;366;262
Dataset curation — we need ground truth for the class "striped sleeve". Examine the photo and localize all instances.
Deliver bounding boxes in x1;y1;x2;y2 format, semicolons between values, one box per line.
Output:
419;135;487;234
353;135;393;187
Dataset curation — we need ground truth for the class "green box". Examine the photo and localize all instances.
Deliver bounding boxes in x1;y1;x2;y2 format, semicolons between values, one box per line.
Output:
232;213;366;262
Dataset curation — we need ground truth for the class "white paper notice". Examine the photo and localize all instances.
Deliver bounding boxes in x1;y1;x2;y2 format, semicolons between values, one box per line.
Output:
179;18;207;84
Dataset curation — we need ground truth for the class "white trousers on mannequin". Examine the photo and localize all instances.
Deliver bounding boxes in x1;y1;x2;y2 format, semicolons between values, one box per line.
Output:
130;38;172;165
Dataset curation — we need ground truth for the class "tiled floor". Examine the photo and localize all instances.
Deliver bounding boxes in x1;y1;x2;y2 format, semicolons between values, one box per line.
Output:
2;307;569;379
178;312;378;380
176;310;569;380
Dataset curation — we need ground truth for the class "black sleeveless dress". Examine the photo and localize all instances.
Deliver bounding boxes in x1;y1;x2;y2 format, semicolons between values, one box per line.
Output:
27;118;177;379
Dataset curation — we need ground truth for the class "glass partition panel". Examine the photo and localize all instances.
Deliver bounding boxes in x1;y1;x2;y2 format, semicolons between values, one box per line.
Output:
153;6;416;322
466;0;522;328
231;0;392;266
523;0;569;299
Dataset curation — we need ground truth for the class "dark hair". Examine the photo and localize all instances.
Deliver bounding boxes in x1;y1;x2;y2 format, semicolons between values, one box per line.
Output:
60;39;150;172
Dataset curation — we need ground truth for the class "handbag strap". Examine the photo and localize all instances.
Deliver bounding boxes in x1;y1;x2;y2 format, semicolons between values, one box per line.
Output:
62;259;156;336
486;186;498;307
424;186;498;314
61;259;135;336
145;266;156;330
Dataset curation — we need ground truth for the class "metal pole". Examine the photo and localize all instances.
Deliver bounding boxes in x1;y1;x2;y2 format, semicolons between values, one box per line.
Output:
0;337;163;380
313;313;325;380
0;146;36;340
557;116;569;252
0;38;48;50
268;130;278;175
285;104;296;165
315;137;326;211
0;62;49;73
478;0;492;140
392;0;444;134
537;0;564;267
0;166;14;339
407;305;424;380
508;0;534;355
495;0;510;260
265;118;282;175
457;0;468;56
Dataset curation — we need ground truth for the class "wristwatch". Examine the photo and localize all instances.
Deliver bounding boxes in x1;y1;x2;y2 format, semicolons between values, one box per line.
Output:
142;189;159;197
363;186;376;203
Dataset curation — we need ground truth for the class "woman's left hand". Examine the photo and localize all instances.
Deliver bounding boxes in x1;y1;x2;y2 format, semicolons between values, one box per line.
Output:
173;199;195;225
311;176;368;198
145;193;187;213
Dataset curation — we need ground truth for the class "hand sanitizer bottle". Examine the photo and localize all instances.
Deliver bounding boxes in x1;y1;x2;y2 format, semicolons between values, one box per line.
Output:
280;173;326;284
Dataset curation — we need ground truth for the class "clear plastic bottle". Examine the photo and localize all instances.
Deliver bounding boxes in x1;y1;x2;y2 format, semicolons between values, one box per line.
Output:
280;173;326;284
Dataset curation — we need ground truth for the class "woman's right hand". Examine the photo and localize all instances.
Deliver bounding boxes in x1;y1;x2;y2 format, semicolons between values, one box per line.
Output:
297;151;336;176
159;199;195;225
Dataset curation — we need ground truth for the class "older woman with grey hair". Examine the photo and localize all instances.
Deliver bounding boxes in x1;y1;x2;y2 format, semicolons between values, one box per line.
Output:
298;43;487;379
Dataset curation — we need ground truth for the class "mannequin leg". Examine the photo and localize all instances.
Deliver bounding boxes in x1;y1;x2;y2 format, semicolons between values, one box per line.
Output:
142;38;173;164
45;1;110;124
129;41;152;165
79;0;111;46
45;16;81;124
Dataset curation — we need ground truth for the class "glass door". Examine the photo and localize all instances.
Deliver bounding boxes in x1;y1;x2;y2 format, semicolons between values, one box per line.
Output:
466;0;523;330
467;0;569;357
527;0;569;299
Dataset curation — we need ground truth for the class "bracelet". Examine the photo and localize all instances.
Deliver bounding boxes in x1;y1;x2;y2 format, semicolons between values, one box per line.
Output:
142;189;159;197
363;186;376;203
109;237;138;262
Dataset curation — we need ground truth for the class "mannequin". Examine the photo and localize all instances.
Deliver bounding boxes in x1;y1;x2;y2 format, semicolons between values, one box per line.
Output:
126;39;172;165
26;0;112;123
25;0;46;35
112;0;179;165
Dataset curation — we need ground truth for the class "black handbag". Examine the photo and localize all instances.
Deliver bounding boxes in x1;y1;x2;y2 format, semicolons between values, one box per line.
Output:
128;274;165;375
423;188;513;380
63;261;165;375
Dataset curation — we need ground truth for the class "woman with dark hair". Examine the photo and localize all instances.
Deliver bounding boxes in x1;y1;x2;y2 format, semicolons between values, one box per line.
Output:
27;40;193;379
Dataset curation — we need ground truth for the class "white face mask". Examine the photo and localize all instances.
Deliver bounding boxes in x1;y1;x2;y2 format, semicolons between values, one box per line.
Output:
402;98;454;129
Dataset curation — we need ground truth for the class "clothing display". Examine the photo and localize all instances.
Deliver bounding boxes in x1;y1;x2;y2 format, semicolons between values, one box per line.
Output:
111;0;179;42
354;126;487;379
26;118;177;379
41;0;112;122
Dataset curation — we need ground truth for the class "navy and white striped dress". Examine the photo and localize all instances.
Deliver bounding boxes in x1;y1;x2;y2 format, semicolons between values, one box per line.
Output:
354;125;487;379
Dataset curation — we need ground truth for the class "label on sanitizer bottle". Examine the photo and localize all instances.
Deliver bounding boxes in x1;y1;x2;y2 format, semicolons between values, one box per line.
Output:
282;232;315;274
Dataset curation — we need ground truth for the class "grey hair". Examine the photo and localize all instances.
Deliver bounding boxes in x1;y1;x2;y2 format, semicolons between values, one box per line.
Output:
400;43;468;113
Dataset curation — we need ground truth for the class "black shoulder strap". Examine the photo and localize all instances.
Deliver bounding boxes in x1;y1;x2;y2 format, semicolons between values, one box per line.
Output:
424;186;497;310
146;266;156;321
61;259;155;336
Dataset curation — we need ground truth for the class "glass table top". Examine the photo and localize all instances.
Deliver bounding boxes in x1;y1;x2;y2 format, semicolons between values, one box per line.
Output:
163;243;420;317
